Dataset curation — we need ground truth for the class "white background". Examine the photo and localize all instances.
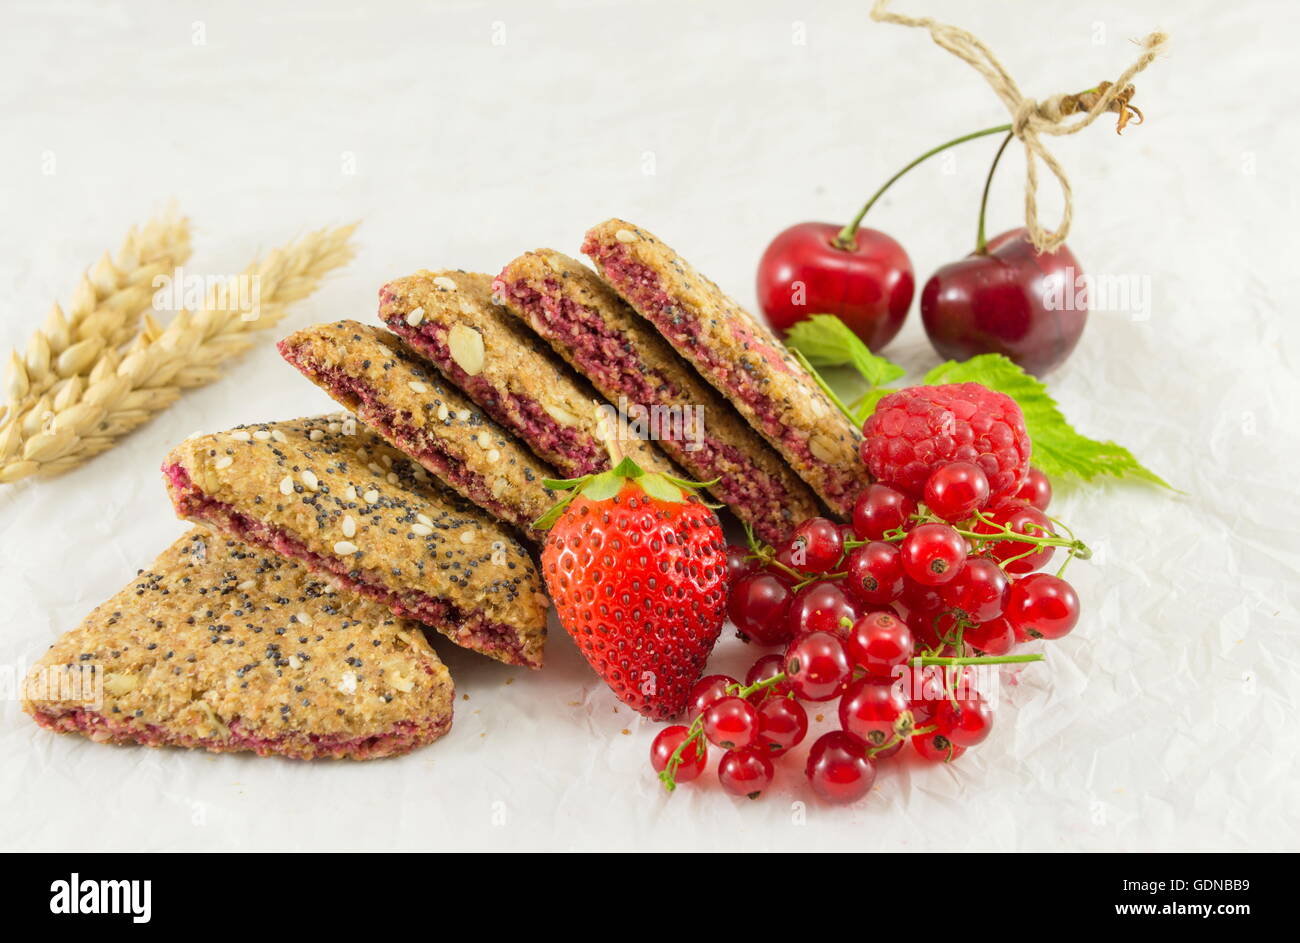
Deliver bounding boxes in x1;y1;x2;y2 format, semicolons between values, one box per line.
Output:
2;0;1297;851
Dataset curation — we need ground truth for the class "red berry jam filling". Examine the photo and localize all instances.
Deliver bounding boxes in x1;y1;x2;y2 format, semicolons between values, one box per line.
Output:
495;273;802;543
379;288;607;476
162;462;537;668
277;346;536;535
583;236;858;513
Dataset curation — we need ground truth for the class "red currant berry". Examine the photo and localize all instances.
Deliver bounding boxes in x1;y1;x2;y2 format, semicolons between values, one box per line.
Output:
900;575;944;613
744;653;794;701
701;696;760;751
728;571;794;646
771;540;803;581
898;664;945;723
852;483;917;540
939;557;1010;622
788;516;844;574
975;500;1055;575
1004;573;1080;640
755;696;809;755
912;731;966;763
923;462;991;522
900;523;967;586
839;677;910;748
805;731;877;804
784;631;852;702
1013;467;1052;511
845;610;913;678
726;544;756;582
786;580;859;639
873;738;905;760
688;674;737;719
650;725;707;782
718;749;775;799
934;696;994;748
844;541;905;606
963;616;1016;655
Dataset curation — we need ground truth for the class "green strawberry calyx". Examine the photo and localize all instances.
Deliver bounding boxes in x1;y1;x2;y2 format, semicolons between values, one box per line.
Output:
533;455;719;531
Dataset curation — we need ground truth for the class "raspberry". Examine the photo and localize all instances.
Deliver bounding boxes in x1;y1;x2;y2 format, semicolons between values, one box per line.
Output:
861;383;1031;500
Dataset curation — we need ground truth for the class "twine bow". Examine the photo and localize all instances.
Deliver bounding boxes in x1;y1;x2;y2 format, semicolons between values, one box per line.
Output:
871;0;1167;253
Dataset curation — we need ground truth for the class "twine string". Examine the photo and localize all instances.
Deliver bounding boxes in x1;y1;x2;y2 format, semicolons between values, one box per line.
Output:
871;0;1167;253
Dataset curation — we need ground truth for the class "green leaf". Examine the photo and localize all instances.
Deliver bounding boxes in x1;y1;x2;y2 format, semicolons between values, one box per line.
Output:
638;473;684;503
786;315;906;389
923;354;1175;489
851;387;899;423
579;471;626;502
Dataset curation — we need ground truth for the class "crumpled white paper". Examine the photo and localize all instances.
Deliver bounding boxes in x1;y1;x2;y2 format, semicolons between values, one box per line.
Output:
2;0;1298;851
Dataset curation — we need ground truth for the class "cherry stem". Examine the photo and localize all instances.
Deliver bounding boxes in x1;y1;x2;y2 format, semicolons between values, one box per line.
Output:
659;673;787;793
975;132;1014;254
835;123;1012;249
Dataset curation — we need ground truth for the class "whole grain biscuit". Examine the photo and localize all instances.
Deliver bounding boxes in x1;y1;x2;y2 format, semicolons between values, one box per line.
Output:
582;220;864;517
162;415;547;668
278;321;556;535
22;530;454;760
495;249;822;544
378;270;672;478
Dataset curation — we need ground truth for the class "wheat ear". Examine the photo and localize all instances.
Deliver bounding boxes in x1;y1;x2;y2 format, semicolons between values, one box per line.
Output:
0;223;357;482
2;207;192;431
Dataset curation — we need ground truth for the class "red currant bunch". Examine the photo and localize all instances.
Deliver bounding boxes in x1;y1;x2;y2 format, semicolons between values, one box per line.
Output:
651;458;1090;806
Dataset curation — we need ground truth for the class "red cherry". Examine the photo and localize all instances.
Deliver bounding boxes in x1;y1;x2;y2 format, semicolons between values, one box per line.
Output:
900;523;967;586
718;749;775;798
912;731;966;763
852;483;917;540
939;557;1010;623
1004;573;1080;640
754;696;809;755
963;616;1016;655
844;541;905;607
845;610;913;678
934;695;994;748
788;516;845;574
756;222;914;351
728;571;794;646
688;674;737;719
701;696;760;751
650;725;707;782
786;581;859;639
784;631;852;702
1013;467;1052;511
975;500;1056;575
838;677;910;748
805;730;877;803
923;462;991;522
920;228;1085;377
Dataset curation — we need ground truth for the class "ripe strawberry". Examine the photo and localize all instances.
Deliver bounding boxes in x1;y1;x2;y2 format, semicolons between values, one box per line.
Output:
537;455;729;720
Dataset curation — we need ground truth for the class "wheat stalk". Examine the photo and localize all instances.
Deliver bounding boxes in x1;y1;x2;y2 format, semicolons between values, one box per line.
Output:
0;223;357;483
2;207;192;432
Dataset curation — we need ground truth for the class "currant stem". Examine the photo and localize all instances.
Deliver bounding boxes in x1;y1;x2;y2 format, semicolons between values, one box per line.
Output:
835;124;1012;249
975;132;1014;254
913;653;1044;666
659;672;788;793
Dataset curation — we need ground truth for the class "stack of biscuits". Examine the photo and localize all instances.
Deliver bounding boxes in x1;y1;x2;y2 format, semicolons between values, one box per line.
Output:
23;219;863;761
